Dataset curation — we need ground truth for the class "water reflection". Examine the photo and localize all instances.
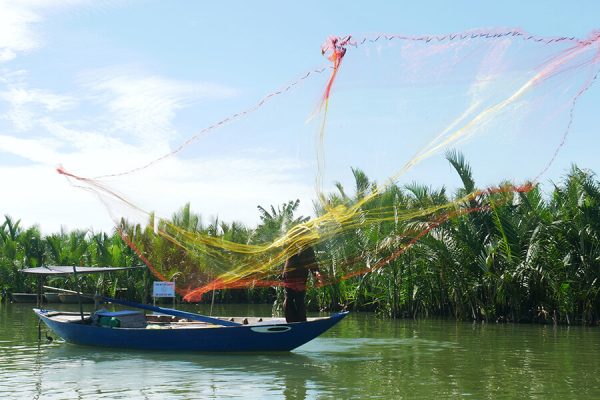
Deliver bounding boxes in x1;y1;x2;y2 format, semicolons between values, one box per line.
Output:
39;344;330;399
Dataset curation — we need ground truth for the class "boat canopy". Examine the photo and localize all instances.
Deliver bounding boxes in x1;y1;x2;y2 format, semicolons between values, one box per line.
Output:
20;266;144;275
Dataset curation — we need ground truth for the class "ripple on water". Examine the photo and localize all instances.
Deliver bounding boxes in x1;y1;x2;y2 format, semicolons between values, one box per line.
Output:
3;305;600;399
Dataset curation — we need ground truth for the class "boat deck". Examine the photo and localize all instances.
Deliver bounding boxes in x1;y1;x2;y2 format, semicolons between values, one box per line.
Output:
41;310;329;329
43;311;91;323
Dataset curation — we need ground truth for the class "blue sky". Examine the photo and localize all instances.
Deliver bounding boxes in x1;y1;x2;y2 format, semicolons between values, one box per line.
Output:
0;0;599;233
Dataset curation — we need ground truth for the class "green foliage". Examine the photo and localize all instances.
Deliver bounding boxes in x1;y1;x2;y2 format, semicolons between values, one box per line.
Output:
2;158;600;325
311;159;600;325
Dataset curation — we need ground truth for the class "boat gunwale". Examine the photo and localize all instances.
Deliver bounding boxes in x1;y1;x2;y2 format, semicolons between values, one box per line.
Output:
34;308;347;330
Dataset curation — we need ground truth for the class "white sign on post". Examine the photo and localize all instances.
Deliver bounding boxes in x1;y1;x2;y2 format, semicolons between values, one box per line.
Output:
152;281;175;298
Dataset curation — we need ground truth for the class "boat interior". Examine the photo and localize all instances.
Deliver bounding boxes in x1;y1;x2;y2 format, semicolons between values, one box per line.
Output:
39;310;327;329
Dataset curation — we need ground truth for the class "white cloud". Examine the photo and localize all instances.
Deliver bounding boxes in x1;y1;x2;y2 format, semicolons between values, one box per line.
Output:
0;1;312;233
0;144;316;233
0;64;310;232
0;133;61;164
0;65;239;171
0;87;75;131
0;0;106;63
0;163;112;235
80;68;238;146
1;87;74;111
0;1;41;62
103;154;316;229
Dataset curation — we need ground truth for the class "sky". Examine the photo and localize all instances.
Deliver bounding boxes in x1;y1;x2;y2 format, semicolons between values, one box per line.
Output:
0;0;599;234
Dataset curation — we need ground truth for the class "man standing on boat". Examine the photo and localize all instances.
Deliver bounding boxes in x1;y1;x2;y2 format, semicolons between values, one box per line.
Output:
283;246;322;323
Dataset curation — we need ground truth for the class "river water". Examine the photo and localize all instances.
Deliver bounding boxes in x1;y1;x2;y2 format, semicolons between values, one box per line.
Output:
1;301;599;399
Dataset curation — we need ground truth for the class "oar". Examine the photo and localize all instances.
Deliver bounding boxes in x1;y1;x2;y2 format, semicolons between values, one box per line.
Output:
44;285;85;296
42;285;241;327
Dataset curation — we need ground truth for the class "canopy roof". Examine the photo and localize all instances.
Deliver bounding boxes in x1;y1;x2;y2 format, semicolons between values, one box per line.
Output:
20;266;144;275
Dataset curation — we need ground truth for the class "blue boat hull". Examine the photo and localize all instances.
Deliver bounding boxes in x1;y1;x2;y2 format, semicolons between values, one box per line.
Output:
35;309;348;352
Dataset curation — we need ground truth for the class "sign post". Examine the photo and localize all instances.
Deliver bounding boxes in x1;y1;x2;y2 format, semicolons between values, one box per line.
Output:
152;281;176;308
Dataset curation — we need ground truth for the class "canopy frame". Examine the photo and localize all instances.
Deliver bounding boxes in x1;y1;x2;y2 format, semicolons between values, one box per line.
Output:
20;265;144;276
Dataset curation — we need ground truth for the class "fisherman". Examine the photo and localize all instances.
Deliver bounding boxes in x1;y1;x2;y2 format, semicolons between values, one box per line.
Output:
283;245;322;323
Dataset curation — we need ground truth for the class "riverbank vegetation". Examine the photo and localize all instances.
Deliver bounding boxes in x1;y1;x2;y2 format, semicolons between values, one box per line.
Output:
2;153;600;325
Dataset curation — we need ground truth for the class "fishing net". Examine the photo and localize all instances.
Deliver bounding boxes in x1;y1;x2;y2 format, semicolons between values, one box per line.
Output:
58;29;600;301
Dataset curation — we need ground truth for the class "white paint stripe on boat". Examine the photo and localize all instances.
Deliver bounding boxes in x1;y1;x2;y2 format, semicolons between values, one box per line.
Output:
250;326;292;333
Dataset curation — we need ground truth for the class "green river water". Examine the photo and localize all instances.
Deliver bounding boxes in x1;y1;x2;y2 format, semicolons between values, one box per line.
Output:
1;301;599;399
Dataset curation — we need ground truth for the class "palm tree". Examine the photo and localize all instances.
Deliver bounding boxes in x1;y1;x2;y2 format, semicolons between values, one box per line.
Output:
252;200;308;245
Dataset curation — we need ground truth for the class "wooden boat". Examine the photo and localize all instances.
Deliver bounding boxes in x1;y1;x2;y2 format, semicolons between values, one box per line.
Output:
43;293;61;303
58;293;94;304
11;293;39;303
35;302;348;352
21;265;348;352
